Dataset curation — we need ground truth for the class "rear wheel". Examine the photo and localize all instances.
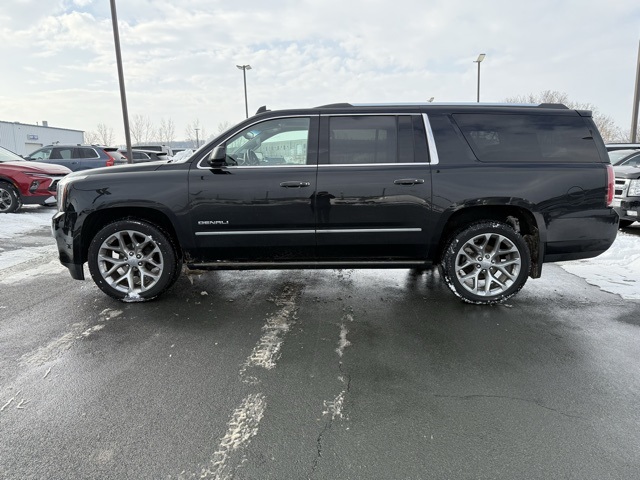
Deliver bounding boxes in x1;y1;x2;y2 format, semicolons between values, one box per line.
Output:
441;221;531;304
88;219;180;301
0;182;21;213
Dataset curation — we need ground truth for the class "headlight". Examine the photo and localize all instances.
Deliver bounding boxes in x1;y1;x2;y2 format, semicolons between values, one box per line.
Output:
56;174;88;212
629;179;640;197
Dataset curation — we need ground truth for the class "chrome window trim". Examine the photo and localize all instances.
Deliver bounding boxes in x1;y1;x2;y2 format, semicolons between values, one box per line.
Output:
320;112;422;117
422;114;439;165
208;164;317;170
318;163;423;168
196;114;316;170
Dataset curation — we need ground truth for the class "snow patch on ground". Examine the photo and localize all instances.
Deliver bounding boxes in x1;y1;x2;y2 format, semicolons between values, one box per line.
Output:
559;231;640;300
0;208;55;239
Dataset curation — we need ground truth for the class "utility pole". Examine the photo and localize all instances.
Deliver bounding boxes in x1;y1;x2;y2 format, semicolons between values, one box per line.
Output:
109;0;132;163
631;40;640;143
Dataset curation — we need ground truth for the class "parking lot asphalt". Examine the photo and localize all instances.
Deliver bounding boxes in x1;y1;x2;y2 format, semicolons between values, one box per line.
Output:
1;228;639;479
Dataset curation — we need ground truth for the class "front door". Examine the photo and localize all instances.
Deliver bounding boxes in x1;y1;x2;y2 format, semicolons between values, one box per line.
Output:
188;116;319;263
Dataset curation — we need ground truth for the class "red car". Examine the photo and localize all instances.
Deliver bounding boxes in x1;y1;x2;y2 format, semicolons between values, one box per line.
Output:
0;145;71;213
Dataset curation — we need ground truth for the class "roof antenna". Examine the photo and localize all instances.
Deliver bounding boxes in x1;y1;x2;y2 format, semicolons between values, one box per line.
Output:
256;105;269;114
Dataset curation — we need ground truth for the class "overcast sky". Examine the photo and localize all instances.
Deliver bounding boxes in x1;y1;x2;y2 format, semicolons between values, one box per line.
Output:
1;0;639;144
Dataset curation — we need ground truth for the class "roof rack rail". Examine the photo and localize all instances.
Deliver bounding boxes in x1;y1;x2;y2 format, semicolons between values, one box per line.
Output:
316;103;353;108
538;103;569;109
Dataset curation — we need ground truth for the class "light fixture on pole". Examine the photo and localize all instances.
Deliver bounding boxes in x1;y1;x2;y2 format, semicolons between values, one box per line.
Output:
473;53;486;103
236;64;252;118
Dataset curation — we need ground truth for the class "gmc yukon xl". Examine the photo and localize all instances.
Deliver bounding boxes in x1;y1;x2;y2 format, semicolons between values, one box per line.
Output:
52;103;618;304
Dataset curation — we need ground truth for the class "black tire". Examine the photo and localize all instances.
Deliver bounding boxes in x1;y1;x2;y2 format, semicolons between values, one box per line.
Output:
441;221;531;305
618;220;635;228
88;219;180;301
0;181;21;213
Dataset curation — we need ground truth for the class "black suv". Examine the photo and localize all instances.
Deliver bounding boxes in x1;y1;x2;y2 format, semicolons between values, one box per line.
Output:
52;103;618;304
26;145;127;171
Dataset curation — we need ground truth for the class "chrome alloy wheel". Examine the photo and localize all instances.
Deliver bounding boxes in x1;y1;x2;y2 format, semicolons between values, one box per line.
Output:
453;232;522;297
96;229;164;295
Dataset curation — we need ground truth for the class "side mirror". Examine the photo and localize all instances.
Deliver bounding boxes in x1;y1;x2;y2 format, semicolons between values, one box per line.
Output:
207;146;226;167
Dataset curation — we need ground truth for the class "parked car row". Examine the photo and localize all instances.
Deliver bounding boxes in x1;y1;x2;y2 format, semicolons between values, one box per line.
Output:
606;143;640;228
0;145;71;213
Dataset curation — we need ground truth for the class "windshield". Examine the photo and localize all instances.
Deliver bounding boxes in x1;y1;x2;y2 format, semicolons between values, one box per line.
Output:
609;149;640;165
0;146;25;163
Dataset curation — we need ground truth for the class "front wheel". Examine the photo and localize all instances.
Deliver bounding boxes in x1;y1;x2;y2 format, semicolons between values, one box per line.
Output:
88;220;180;301
441;221;531;304
0;182;21;213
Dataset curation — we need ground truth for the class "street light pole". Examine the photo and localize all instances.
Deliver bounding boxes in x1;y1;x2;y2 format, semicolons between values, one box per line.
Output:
236;64;252;118
195;128;200;148
109;0;133;163
631;40;640;143
473;53;486;103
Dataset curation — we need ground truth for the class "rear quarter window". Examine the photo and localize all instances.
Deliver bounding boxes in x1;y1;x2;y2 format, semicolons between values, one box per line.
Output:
453;113;602;163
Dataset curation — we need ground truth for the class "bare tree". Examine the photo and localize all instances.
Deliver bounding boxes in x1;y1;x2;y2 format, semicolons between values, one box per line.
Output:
185;119;206;148
96;123;115;146
217;121;231;135
84;130;100;144
158;118;176;145
130;114;157;145
504;90;622;143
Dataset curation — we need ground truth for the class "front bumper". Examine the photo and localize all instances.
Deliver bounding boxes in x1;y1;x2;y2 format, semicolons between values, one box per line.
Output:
52;211;85;280
612;198;639;222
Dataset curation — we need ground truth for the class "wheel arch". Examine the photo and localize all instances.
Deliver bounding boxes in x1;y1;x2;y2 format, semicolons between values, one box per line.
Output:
434;204;543;278
79;207;183;264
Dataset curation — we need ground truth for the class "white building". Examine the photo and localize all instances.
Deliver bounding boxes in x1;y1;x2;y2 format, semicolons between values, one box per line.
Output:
0;120;84;156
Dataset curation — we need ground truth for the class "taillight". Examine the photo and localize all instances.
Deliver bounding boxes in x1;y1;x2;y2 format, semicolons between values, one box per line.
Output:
606;164;614;206
105;151;115;167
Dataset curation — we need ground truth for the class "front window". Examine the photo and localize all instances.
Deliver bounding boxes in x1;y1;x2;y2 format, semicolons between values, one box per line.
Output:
225;117;311;166
29;148;52;160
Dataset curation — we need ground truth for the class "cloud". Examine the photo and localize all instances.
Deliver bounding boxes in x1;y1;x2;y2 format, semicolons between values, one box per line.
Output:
0;0;639;144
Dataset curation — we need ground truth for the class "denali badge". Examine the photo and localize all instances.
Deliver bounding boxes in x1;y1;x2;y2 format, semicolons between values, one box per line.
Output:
198;220;229;225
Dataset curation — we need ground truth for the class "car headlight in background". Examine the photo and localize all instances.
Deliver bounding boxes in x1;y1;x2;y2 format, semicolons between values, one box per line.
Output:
628;179;640;197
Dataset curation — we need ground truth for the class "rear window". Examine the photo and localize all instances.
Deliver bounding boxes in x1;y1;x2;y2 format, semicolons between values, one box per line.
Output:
453;113;601;163
77;147;99;159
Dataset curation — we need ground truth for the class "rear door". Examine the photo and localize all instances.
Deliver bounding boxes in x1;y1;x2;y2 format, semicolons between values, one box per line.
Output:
187;115;319;262
315;113;434;260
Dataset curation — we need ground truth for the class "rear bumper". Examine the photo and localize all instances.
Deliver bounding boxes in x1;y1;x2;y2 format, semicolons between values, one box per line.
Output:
543;208;619;262
52;211;85;280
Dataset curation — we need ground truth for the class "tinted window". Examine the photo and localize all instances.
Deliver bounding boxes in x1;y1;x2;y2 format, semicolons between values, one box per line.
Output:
453;114;601;163
51;147;74;160
328;116;422;164
77;148;99;159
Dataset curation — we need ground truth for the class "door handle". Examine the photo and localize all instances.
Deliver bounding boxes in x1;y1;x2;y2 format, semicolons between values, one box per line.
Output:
393;178;425;185
280;181;311;188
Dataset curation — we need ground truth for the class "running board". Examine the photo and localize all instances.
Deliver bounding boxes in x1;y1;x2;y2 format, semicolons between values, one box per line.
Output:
186;260;431;271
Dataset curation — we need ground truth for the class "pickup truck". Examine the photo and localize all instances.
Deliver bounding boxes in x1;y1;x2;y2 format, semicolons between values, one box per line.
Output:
52;103;618;304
